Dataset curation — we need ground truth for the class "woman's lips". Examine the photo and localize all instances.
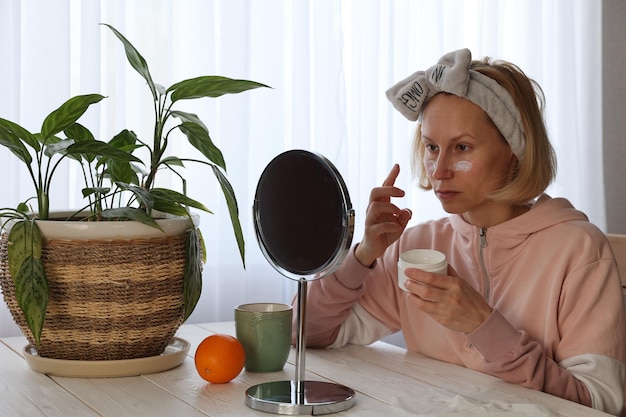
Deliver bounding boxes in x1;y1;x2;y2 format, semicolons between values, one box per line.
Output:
436;190;460;200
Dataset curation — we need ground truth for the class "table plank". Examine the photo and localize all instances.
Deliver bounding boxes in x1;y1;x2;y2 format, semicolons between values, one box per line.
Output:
53;375;208;417
1;335;29;357
0;341;100;417
299;341;611;417
344;342;612;416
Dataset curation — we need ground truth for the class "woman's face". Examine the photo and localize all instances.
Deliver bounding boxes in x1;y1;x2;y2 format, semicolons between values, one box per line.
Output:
420;93;517;227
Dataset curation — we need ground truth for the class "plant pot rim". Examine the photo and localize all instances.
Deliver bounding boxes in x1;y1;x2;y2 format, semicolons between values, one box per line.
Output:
3;211;199;240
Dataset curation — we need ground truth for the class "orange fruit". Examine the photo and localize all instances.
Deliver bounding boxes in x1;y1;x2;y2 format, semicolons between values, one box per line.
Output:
194;334;245;383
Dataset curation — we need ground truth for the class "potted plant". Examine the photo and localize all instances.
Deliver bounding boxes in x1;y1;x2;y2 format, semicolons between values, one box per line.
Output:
0;24;268;361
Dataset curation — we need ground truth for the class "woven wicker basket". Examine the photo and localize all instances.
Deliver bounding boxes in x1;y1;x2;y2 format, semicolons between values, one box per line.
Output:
0;228;191;361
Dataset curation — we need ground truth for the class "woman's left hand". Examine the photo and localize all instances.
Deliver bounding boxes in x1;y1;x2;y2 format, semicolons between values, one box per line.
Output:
404;267;493;334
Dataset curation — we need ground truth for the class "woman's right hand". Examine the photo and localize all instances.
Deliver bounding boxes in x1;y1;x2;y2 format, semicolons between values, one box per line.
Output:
355;164;412;267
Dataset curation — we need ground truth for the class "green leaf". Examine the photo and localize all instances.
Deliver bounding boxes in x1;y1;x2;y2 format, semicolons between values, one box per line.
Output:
64;123;96;143
108;162;140;185
211;166;245;267
160;156;185;168
100;161;145;181
15;255;48;344
150;188;211;213
101;24;158;102
0;118;40;151
168;76;269;102
99;207;164;231
38;134;63;145
7;220;47;344
0;126;33;164
108;129;140;150
81;187;110;198
170;110;208;131
44;139;75;158
177;122;226;170
155;83;166;96
65;140;142;164
115;182;154;210
41;94;106;139
64;123;97;162
150;200;191;218
183;228;203;321
7;220;42;281
197;228;207;263
100;130;143;184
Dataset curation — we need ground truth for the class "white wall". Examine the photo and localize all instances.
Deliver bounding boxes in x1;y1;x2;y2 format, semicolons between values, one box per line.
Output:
603;0;626;234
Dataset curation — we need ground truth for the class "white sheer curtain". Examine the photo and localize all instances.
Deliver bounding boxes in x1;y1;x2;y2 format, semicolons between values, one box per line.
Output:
0;0;603;337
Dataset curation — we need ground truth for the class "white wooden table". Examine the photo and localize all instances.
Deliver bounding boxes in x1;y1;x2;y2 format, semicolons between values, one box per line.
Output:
0;322;611;416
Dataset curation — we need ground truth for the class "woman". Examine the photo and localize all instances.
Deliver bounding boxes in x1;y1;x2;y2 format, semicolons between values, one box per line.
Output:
297;49;626;415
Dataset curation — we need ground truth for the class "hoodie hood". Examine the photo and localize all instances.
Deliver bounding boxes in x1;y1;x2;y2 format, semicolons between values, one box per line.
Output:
448;194;590;269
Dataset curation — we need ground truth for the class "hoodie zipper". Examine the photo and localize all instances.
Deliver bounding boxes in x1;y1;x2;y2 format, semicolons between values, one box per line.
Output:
479;227;490;303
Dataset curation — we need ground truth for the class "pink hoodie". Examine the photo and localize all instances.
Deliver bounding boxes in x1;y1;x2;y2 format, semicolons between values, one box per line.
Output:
297;195;626;415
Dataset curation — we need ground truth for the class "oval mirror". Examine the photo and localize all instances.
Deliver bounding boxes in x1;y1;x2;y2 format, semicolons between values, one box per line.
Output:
253;149;355;281
248;149;357;415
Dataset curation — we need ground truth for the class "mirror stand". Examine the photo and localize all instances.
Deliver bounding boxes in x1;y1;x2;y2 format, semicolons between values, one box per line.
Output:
248;150;356;414
245;278;356;415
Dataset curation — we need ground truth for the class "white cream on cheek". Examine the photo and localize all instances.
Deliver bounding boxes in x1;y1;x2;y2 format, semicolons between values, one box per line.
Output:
424;159;472;175
453;160;473;172
425;160;437;176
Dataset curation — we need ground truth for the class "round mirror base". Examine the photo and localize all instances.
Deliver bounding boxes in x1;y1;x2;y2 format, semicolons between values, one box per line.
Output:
245;380;356;415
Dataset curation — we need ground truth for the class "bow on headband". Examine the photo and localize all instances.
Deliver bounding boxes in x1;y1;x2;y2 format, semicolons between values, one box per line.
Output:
385;48;526;160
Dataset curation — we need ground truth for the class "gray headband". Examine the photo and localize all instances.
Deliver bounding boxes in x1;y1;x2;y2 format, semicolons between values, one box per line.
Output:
385;48;526;160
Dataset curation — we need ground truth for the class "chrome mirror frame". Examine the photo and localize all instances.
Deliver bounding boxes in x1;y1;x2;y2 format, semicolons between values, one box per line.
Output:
247;149;356;415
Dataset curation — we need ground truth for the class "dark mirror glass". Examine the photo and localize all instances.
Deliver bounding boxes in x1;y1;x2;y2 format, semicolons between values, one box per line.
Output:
253;150;354;280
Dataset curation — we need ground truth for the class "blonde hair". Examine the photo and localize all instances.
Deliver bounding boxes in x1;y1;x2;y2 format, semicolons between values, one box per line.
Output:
411;58;557;205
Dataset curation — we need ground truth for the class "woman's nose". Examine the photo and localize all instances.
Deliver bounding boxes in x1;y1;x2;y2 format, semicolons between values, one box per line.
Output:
431;155;453;179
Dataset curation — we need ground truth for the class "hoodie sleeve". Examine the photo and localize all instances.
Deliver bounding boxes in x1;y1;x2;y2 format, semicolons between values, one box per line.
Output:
467;310;594;408
467;255;626;416
291;245;370;347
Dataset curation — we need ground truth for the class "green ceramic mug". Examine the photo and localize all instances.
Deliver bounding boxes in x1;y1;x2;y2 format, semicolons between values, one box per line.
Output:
234;303;293;372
